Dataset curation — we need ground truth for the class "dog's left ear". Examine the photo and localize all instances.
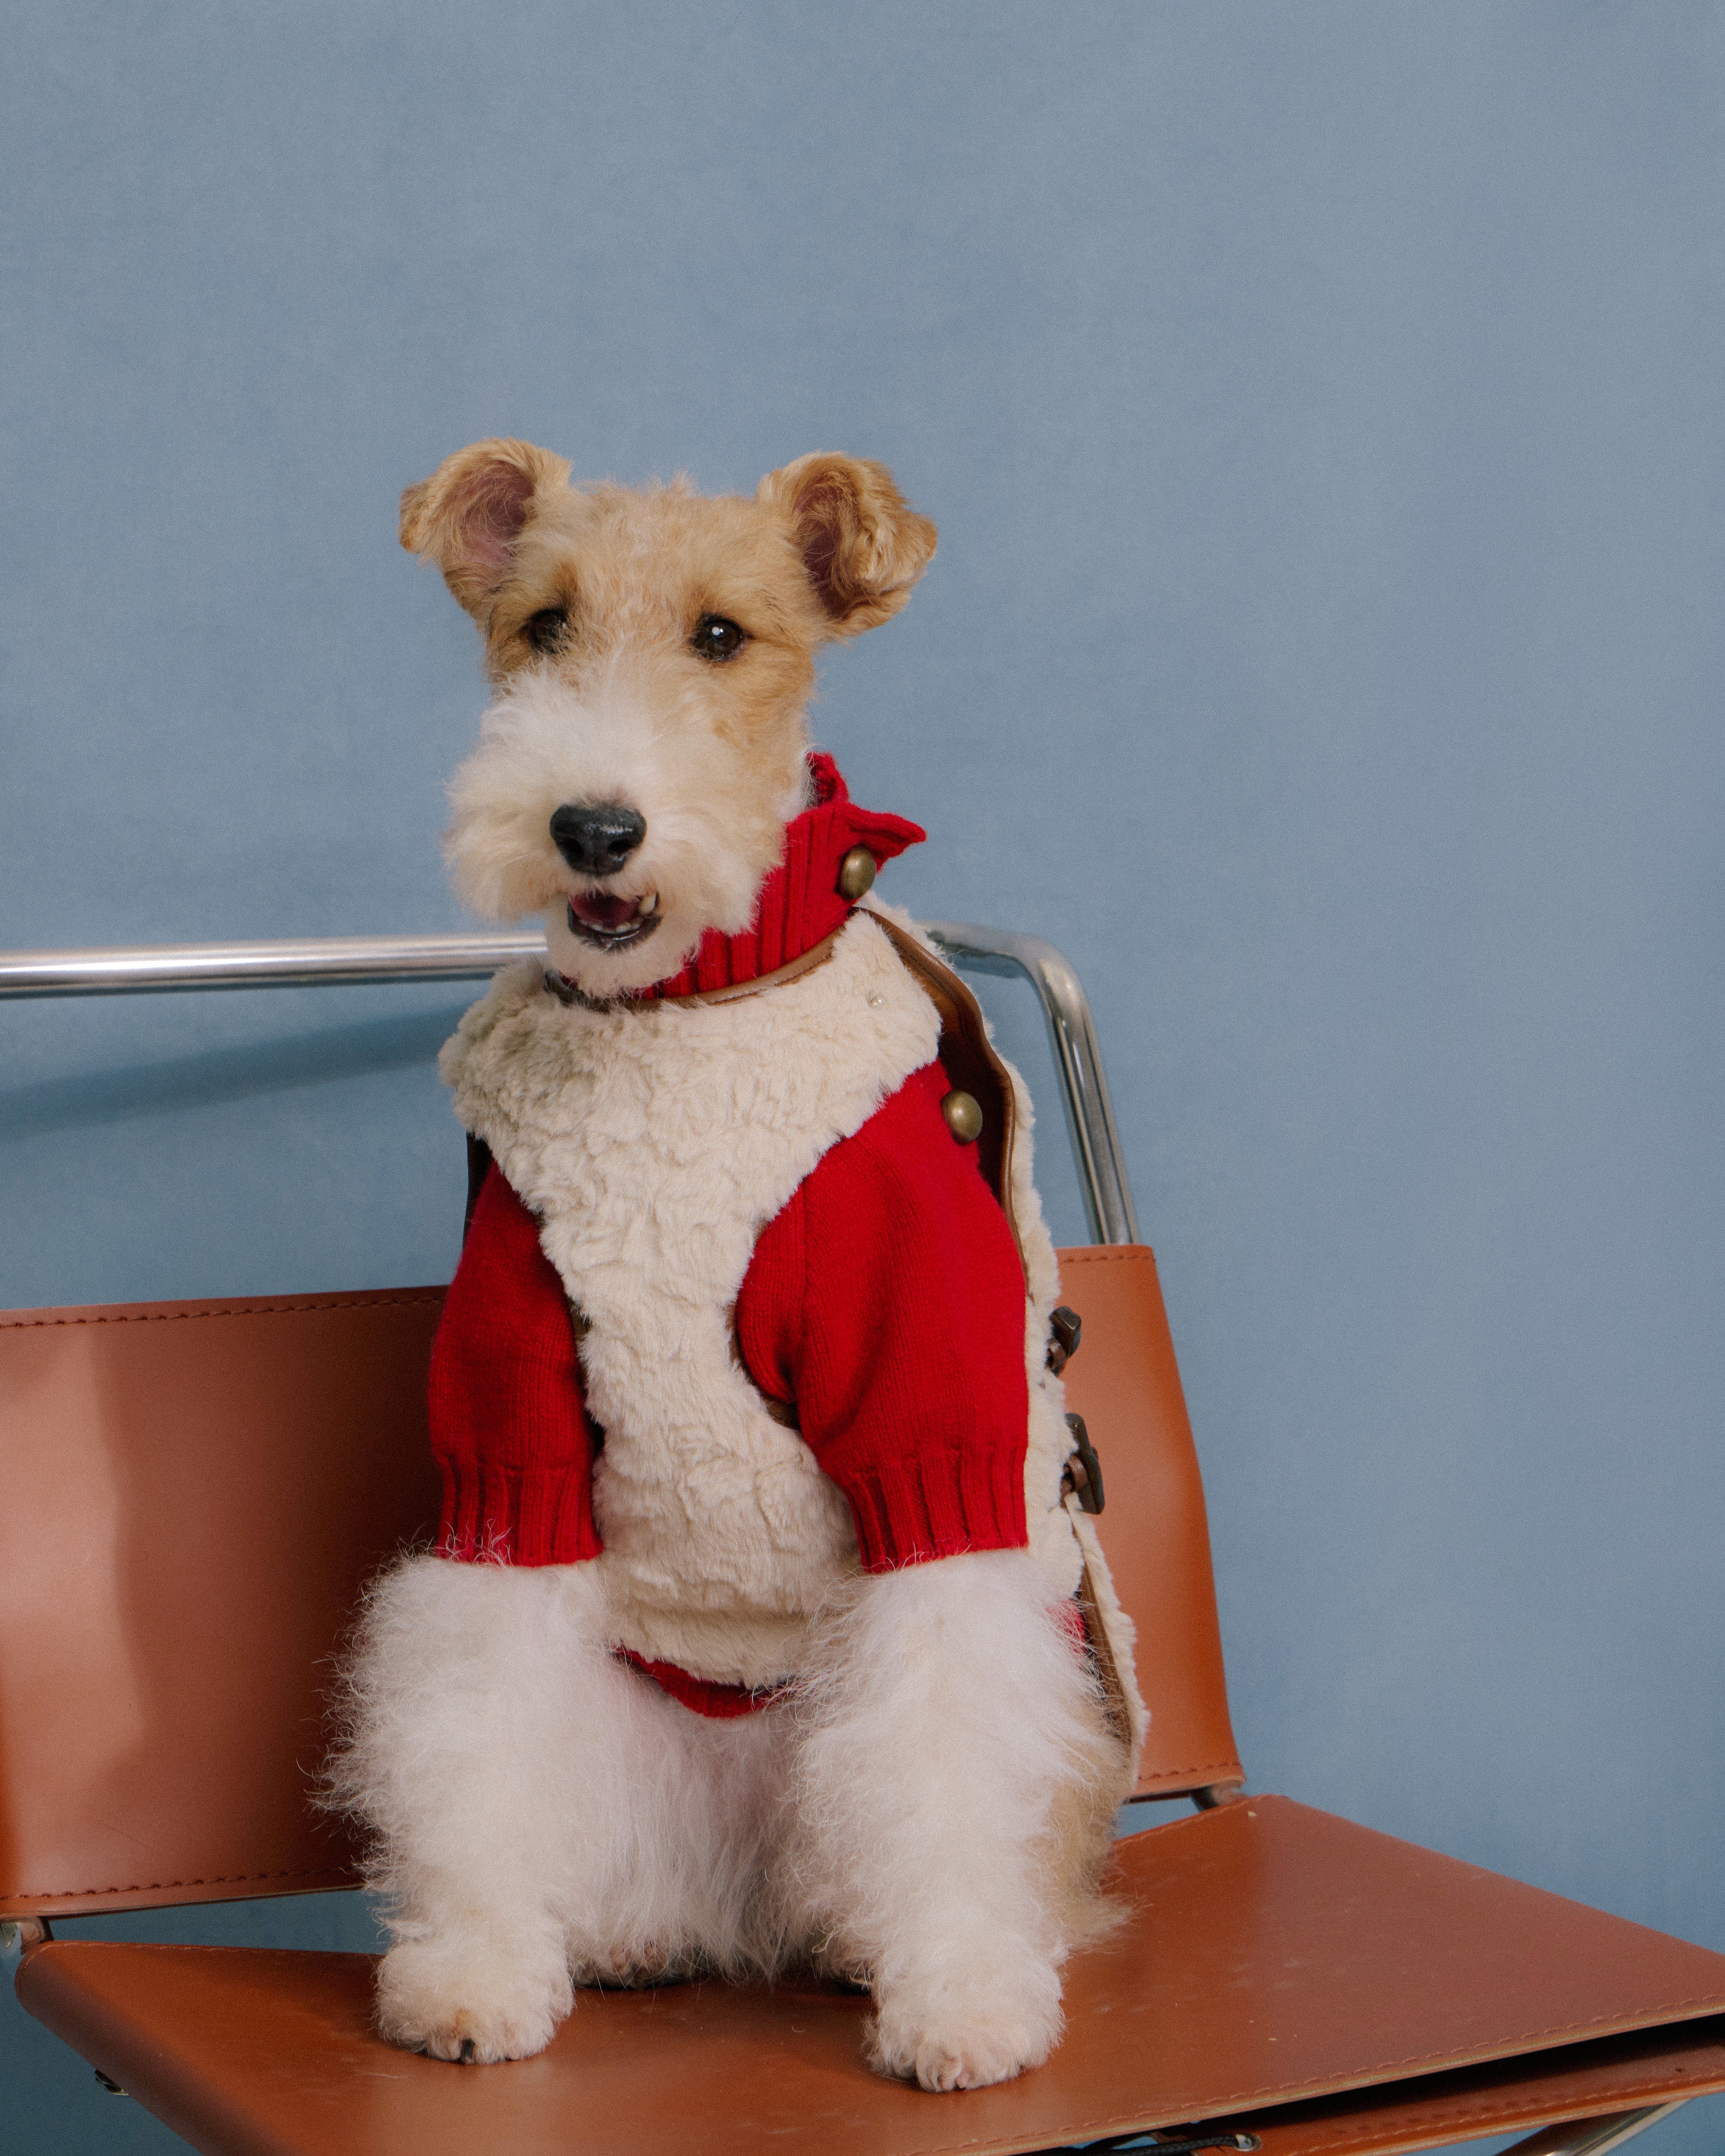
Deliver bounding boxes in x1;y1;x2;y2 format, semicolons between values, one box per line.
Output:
757;455;936;637
400;438;572;619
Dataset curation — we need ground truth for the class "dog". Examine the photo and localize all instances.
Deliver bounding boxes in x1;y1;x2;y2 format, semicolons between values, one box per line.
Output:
327;441;1145;2093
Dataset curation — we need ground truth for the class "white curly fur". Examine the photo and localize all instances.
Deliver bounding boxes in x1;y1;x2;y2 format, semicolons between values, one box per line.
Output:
328;1547;1125;2084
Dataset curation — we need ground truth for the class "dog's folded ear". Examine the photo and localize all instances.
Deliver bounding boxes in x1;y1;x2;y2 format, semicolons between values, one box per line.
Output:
401;440;572;617
757;455;937;637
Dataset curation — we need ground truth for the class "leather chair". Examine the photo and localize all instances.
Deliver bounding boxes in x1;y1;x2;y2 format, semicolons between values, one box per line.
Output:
5;1242;1725;2156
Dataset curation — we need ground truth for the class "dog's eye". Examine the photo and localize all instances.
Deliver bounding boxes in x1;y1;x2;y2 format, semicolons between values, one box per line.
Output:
692;614;746;663
526;608;568;654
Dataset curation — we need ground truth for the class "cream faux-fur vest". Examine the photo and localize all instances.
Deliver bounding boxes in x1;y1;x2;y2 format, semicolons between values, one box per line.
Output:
441;903;1145;1752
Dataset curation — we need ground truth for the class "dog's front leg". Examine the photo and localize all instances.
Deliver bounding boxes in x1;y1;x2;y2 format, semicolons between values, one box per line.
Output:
786;1548;1127;2092
329;1555;632;2062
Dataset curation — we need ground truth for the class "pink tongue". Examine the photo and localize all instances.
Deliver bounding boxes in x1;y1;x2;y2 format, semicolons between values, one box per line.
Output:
570;892;638;931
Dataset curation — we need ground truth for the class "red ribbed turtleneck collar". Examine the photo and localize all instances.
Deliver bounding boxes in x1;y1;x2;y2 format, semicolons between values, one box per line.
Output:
599;754;925;1001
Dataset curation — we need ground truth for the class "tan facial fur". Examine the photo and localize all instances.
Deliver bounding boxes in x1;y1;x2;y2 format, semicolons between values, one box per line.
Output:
403;440;936;996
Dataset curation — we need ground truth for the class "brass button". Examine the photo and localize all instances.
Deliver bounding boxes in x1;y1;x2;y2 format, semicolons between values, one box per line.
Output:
941;1088;983;1143
838;845;877;900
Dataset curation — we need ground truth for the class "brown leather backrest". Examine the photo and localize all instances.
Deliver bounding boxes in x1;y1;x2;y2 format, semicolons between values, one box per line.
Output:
1058;1247;1244;1801
0;1250;1238;1918
0;1290;444;1922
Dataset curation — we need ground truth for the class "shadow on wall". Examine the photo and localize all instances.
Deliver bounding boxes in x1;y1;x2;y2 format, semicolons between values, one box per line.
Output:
0;1009;460;1144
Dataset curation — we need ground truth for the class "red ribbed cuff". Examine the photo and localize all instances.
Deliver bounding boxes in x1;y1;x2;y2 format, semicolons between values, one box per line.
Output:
840;1449;1027;1572
437;1455;604;1567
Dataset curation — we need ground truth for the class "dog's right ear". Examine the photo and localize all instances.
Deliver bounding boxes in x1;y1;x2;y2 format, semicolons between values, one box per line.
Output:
757;454;937;637
400;439;572;618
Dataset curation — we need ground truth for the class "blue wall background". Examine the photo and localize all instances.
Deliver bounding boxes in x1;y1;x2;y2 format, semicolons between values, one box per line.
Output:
2;5;1721;2153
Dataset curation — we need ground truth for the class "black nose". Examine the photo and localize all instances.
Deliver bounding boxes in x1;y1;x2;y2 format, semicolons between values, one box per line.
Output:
549;803;647;877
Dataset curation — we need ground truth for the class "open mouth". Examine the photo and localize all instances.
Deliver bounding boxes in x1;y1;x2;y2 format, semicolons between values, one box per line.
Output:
566;890;662;952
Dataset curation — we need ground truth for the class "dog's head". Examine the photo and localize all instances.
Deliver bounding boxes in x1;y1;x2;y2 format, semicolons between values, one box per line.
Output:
403;441;936;997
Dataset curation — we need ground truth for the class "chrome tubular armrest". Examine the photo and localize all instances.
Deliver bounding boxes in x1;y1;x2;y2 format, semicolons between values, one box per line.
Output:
0;933;544;997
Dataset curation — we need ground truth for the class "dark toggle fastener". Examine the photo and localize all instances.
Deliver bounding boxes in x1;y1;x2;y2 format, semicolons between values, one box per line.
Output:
941;1088;983;1142
95;2071;125;2094
1046;1303;1083;1373
1062;1411;1105;1514
837;845;877;900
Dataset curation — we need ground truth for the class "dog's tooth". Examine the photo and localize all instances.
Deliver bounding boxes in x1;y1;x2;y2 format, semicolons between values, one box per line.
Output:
636;892;660;918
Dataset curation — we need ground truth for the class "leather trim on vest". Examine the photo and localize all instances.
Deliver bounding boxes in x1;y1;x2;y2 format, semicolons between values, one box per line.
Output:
1075;1546;1131;1745
864;912;1026;1285
664;927;845;1005
863;918;1133;1742
544;926;844;1014
463;1133;493;1241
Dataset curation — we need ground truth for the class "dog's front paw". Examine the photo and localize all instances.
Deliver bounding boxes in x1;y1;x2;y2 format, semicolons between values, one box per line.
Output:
376;1937;573;2064
869;1959;1063;2092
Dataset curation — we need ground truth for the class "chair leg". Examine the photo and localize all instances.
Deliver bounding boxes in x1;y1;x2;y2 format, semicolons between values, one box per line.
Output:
1496;2101;1686;2156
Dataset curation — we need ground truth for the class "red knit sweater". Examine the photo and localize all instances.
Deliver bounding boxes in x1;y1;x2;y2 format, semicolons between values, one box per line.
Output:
427;759;1032;1712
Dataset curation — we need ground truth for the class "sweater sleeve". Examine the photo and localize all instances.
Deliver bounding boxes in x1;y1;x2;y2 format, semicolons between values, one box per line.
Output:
428;1162;605;1566
734;1060;1031;1571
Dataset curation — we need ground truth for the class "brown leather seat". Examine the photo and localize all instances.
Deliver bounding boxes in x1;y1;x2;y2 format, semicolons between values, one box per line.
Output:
5;1249;1725;2155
